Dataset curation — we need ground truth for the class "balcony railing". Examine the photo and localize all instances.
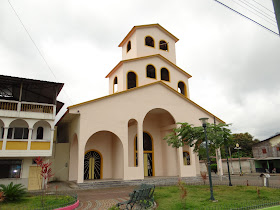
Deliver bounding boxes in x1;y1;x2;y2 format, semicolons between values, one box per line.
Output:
0;100;54;114
21;103;53;114
0;101;18;111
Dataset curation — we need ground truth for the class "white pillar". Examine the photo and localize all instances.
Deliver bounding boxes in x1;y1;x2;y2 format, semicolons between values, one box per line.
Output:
123;125;129;180
17;102;21;112
137;120;144;179
2;127;9;150
27;128;33;150
77;142;84;183
50;128;55;153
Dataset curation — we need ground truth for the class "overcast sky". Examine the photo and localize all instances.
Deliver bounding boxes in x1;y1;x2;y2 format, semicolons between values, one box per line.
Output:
1;0;279;140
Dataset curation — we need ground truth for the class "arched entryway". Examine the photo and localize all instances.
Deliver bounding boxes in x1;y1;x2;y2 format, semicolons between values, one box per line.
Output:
84;130;124;180
143;108;177;177
135;132;154;176
84;150;102;180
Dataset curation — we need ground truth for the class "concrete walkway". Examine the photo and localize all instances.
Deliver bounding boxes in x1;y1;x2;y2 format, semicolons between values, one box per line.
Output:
75;187;134;210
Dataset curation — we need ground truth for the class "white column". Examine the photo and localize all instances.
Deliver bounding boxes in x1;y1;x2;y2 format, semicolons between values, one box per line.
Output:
123;126;129;180
50;128;55;153
2;127;9;150
52;105;56;119
77;142;84;183
27;128;33;150
177;147;184;177
17;102;21;112
137;120;144;179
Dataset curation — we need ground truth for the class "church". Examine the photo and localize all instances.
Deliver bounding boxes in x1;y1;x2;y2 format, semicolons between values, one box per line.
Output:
56;24;224;184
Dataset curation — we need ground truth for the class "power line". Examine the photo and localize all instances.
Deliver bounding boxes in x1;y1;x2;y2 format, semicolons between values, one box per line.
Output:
231;0;277;26
7;0;74;105
251;0;275;14
239;0;276;20
214;0;279;36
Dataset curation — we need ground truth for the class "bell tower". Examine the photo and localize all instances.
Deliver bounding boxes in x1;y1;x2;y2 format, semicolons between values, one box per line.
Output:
106;24;192;98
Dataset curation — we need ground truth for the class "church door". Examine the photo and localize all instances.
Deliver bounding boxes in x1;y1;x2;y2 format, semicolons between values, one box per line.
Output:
135;132;154;177
84;150;102;180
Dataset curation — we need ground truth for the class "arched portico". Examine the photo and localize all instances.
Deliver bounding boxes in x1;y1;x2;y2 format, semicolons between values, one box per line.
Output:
143;108;178;177
32;120;51;140
84;130;124;180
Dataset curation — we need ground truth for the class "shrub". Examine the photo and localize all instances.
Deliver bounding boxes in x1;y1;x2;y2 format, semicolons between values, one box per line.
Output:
211;164;217;173
0;182;27;202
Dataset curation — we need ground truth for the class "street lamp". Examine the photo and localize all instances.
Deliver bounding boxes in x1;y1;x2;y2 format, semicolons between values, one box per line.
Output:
234;143;243;176
199;117;215;201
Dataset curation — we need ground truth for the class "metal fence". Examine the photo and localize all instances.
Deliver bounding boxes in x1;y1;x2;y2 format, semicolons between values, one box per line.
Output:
0;191;78;210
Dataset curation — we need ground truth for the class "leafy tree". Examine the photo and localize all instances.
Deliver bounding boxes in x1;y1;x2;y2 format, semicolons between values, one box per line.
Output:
229;132;259;157
164;122;232;160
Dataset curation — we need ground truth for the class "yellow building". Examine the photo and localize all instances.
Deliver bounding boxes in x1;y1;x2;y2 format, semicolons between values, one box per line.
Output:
0;75;64;189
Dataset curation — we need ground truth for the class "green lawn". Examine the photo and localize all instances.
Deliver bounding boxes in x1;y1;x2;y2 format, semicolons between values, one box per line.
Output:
154;185;280;209
0;195;76;209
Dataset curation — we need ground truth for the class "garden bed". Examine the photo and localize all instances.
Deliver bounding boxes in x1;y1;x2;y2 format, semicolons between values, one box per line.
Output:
0;193;77;210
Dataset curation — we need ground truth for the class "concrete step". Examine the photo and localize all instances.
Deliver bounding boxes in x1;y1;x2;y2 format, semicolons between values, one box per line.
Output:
78;177;203;189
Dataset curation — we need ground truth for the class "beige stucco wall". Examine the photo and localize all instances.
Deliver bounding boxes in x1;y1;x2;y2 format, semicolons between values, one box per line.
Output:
121;27;176;63
51;143;69;181
68;82;221;183
108;56;190;97
122;32;137;60
109;65;124;95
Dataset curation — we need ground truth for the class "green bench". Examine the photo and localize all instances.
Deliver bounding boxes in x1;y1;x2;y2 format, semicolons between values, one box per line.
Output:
116;184;155;209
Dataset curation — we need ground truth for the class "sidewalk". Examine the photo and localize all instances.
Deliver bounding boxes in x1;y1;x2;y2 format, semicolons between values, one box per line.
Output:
75;187;134;210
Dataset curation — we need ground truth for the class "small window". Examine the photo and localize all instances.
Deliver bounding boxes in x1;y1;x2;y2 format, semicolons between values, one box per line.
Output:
183;151;190;165
145;36;154;47
127;71;137;89
146;65;156;79
127;41;131;52
36;127;44;140
113;77;118;93
262;148;267;154
159;40;168;51
7;128;13;139
178;81;186;96
1;127;4;139
7;127;28;139
161;68;170;81
0;159;22;178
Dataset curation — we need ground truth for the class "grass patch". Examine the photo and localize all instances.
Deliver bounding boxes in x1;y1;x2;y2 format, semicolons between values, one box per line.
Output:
154;185;280;209
0;195;76;209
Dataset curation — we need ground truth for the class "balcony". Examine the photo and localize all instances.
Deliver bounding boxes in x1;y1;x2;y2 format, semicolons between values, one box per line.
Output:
0;100;56;120
0;139;52;157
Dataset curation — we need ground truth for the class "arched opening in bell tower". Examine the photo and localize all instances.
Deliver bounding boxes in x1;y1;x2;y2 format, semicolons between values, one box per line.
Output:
146;64;156;79
178;81;186;96
161;68;170;82
127;71;137;89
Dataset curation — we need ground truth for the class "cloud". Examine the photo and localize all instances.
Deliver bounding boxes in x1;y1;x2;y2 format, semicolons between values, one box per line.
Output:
0;0;279;140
